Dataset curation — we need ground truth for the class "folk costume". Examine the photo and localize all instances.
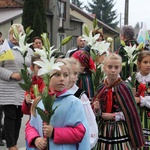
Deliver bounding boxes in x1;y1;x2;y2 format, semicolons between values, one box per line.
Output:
69;84;98;149
92;78;145;150
136;72;150;149
30;90;90;150
72;50;96;99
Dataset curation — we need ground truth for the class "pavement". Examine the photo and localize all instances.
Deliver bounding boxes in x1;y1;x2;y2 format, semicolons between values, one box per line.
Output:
0;115;29;150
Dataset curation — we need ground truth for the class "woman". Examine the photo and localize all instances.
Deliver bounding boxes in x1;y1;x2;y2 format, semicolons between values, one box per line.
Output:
0;24;33;150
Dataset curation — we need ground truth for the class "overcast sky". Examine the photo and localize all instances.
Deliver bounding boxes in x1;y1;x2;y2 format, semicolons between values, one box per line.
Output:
83;0;150;29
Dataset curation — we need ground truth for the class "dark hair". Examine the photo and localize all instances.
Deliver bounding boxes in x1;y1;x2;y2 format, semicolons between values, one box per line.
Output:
31;54;41;67
0;32;2;36
32;36;42;43
137;50;150;63
120;25;135;40
92;29;104;40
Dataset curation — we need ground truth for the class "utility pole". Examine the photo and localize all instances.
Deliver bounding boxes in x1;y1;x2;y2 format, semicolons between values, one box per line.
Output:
124;0;129;25
120;13;122;28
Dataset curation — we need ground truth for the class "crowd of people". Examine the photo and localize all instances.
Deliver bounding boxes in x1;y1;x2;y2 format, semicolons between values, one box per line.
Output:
0;23;150;150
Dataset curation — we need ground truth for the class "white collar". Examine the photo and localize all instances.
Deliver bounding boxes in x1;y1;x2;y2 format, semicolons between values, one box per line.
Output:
68;84;79;94
136;72;150;83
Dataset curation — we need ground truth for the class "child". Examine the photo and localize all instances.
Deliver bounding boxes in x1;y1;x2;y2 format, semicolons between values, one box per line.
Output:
28;60;90;150
71;50;96;99
92;53;145;149
134;51;150;149
21;54;45;150
64;57;98;149
22;54;45;115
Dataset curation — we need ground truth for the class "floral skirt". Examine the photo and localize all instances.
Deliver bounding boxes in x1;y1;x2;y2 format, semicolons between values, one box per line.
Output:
140;108;150;150
93;120;133;150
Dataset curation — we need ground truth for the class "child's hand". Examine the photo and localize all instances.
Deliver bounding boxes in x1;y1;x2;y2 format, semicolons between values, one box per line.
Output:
25;94;32;104
102;113;115;120
43;124;54;138
93;101;100;111
132;87;136;96
135;97;140;104
34;137;47;150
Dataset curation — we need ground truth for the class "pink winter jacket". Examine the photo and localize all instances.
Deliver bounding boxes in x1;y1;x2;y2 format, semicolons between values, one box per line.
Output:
25;121;86;147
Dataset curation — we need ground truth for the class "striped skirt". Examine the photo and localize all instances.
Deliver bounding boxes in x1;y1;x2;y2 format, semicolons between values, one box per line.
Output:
140;108;150;150
77;73;94;99
93;120;133;150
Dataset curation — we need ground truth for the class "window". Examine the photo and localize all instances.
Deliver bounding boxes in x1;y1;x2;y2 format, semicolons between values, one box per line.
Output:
57;0;66;19
57;33;66;53
71;36;78;48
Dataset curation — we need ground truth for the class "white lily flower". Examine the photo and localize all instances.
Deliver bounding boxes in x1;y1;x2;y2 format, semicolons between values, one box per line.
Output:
82;31;100;46
34;45;57;59
91;41;110;55
13;32;32;55
49;45;58;56
123;44;137;63
34;49;47;58
33;57;64;76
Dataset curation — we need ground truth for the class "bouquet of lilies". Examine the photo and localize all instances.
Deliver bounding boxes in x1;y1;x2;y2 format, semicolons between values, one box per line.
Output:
82;18;110;92
12;26;33;93
122;41;144;87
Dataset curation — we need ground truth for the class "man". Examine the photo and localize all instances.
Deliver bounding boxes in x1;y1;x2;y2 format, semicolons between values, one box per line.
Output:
66;36;86;57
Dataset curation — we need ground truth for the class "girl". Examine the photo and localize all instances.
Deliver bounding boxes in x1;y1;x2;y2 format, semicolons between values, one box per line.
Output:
135;51;150;149
72;50;96;99
64;57;98;149
28;60;90;150
92;53;145;150
32;37;43;51
21;54;45;150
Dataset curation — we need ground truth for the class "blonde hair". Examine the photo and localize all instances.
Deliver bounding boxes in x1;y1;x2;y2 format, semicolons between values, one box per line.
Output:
9;23;25;35
51;59;70;77
103;53;122;66
63;57;81;73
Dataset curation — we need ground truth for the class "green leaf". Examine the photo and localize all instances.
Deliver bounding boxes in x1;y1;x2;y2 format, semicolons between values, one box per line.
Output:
121;40;126;46
42;94;56;113
12;25;19;41
90;50;96;61
132;54;138;62
93;18;97;29
60;36;72;46
83;24;89;36
137;42;144;50
26;26;33;37
35;107;49;124
18;83;29;91
41;33;50;52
